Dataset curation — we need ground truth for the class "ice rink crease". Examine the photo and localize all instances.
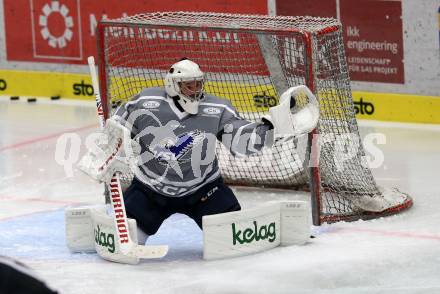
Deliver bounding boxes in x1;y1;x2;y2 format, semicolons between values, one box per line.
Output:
1;97;439;294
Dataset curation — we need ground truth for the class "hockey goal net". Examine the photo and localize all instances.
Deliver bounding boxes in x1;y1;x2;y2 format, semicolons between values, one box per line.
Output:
95;11;412;225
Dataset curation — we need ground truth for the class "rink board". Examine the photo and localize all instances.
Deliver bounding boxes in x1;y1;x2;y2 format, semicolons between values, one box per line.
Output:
0;69;439;124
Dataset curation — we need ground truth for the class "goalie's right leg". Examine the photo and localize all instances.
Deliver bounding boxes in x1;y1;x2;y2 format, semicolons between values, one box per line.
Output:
65;205;141;264
123;178;173;236
65;204;108;253
91;208;140;265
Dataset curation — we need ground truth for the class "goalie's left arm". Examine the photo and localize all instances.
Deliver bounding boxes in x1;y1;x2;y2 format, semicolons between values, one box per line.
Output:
217;85;319;157
216;102;274;157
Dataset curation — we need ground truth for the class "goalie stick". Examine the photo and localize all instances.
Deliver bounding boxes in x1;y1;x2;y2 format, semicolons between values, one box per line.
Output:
87;56;168;259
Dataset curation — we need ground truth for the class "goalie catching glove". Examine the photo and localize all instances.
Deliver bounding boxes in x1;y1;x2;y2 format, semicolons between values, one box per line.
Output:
77;118;141;184
263;85;320;138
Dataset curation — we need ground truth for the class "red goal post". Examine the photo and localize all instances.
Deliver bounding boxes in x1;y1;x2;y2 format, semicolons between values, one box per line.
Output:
95;11;412;225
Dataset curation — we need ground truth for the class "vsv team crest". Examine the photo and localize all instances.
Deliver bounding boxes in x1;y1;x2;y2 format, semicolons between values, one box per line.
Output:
153;130;205;164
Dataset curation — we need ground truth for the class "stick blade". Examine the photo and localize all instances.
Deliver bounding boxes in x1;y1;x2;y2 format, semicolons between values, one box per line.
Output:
134;245;169;259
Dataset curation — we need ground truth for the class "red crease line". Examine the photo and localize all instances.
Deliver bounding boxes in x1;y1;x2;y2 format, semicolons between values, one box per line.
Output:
336;227;440;241
0;123;98;152
0;195;79;205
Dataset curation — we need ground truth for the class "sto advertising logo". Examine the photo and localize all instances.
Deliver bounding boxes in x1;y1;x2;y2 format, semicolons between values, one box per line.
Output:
31;0;82;60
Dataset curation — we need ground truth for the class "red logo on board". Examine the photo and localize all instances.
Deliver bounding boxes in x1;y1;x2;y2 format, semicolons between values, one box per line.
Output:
31;0;82;60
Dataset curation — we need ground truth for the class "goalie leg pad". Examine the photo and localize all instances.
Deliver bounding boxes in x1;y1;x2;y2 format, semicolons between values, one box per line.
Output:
90;208;140;265
280;200;311;246
65;204;108;253
202;200;311;260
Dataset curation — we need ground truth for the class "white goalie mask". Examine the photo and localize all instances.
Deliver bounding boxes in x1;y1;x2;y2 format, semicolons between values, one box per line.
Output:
165;59;205;114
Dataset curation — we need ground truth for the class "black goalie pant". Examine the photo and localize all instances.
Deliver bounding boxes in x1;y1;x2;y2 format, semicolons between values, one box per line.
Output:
123;177;241;235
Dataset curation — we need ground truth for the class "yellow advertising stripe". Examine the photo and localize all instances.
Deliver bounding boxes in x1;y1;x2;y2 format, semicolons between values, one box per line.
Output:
352;91;440;124
107;76;277;113
0;69;95;100
0;69;277;110
1;69;439;124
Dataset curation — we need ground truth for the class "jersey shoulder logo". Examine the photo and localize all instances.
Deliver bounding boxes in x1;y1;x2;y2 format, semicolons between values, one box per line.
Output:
142;100;161;109
202;107;221;115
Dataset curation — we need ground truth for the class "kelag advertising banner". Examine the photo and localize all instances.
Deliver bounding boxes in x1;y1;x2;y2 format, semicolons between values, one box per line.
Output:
4;0;267;64
277;0;404;84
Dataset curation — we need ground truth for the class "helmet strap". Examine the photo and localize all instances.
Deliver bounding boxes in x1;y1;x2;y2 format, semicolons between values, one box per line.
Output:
171;96;185;113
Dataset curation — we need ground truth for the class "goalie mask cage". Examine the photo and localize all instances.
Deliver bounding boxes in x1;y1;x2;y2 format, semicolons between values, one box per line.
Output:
96;11;412;225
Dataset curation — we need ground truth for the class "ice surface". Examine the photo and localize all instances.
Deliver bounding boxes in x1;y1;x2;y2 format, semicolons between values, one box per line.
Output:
1;98;440;293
